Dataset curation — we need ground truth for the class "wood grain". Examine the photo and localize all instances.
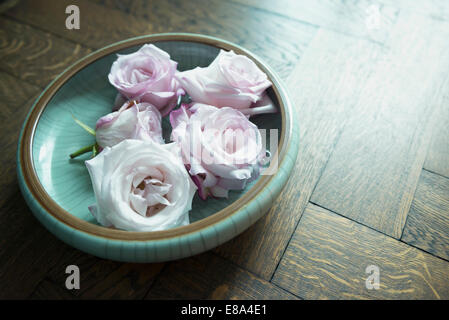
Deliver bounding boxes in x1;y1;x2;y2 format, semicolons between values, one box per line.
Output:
0;73;39;210
93;0;317;79
30;279;75;299
231;0;399;44
0;190;75;299
424;95;449;178
0;73;48;298
5;0;157;49
6;0;317;80
41;250;164;299
214;29;381;279
311;13;449;238
0;72;39;118
272;203;449;299
145;253;298;300
0;16;90;87
0;0;19;13
379;0;449;21
401;170;449;260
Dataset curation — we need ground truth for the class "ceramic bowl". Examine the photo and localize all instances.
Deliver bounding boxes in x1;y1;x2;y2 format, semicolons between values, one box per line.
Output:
17;33;298;262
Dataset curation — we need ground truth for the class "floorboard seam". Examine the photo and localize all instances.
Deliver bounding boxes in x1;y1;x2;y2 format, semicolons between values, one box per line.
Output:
268;105;351;283
208;251;304;299
422;167;449;181
309;201;449;264
142;262;169;300
26;277;48;299
228;0;387;46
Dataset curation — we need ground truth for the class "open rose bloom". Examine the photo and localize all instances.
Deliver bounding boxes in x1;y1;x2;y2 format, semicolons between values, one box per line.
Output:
176;50;276;116
85;140;197;232
170;103;268;199
108;44;181;116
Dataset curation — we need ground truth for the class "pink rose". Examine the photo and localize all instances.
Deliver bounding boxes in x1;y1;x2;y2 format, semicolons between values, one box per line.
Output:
170;103;267;199
108;44;181;116
176;50;274;116
96;101;163;148
86;139;196;231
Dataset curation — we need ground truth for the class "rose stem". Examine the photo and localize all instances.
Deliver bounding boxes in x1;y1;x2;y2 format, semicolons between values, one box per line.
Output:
92;144;98;158
70;144;95;159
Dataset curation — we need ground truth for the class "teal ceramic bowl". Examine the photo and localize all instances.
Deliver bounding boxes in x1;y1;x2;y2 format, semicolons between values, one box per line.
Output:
17;33;298;262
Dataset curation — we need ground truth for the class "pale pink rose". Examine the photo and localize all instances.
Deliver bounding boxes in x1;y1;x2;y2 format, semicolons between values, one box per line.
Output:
175;50;275;116
170;103;267;199
108;44;181;116
85;139;197;231
95;101;163;148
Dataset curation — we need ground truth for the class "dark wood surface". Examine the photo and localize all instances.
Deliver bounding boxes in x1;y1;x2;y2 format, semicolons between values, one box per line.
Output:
0;0;448;299
402;170;449;260
272;204;449;299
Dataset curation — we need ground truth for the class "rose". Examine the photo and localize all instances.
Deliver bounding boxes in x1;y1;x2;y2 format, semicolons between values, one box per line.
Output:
95;100;164;149
108;44;181;116
85;139;197;231
175;50;274;116
170;103;267;199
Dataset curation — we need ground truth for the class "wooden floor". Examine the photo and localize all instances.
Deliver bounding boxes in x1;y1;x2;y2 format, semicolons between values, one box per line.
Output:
1;0;448;299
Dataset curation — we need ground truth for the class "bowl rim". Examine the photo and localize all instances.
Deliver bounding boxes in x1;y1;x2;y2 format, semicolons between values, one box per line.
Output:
18;33;293;241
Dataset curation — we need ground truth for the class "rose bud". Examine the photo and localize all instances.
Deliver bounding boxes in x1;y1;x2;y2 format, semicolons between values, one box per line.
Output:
95;100;164;149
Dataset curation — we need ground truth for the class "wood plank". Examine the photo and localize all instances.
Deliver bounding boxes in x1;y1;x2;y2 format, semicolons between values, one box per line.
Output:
0;72;39;118
5;0;156;49
29;279;75;299
145;253;298;300
93;0;317;79
311;13;449;238
272;203;449;299
0;204;163;300
0;74;47;298
42;250;164;299
231;0;399;44
0;74;39;214
379;0;449;21
423;97;449;178
401;170;449;260
214;30;382;279
0;74;39;202
0;0;19;13
0;93;39;209
0;190;75;299
0;16;91;87
6;0;317;80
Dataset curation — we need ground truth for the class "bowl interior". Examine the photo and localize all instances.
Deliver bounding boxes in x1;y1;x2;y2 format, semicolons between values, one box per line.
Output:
32;41;282;228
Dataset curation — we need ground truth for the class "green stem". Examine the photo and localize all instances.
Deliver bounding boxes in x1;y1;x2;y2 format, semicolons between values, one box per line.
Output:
92;144;98;158
70;144;95;159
